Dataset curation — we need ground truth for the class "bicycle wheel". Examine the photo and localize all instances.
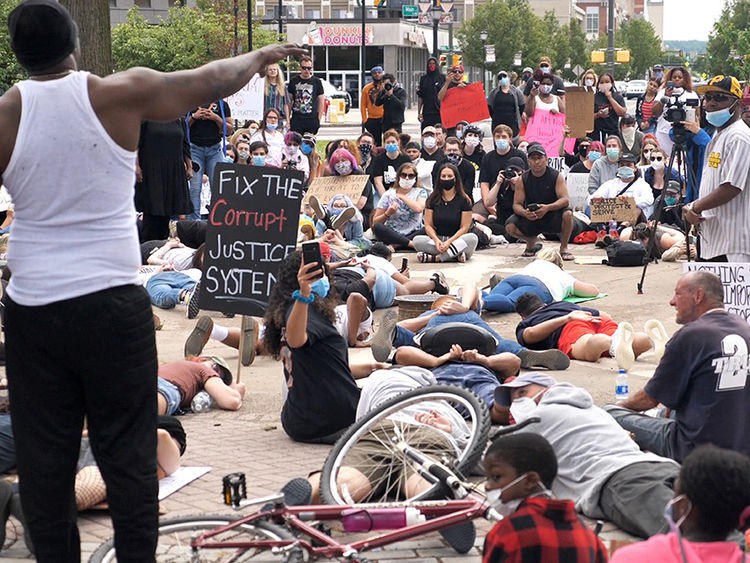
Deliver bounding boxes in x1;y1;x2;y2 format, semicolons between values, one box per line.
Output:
320;384;490;505
88;515;303;563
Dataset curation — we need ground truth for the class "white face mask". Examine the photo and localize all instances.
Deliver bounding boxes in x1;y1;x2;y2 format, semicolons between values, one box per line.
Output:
423;136;437;149
599;83;612;93
621;127;636;145
485;472;529;517
334;161;352;175
399;177;416;188
465;136;480;147
509;389;545;424
285;145;299;156
651;159;665;171
584;79;594;87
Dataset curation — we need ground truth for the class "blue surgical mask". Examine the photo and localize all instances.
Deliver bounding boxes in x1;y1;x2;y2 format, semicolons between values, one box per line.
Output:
665;196;678;206
705;102;737;128
616;166;635;180
540;65;550;74
301;143;313;155
385;143;399;153
456;130;463;139
606;147;620;160
266;122;278;131
310;276;330;299
252;155;266;166
499;77;510;87
495;139;510;151
587;150;601;162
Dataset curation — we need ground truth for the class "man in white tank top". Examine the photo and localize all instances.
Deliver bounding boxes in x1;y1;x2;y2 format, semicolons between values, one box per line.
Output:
0;2;306;561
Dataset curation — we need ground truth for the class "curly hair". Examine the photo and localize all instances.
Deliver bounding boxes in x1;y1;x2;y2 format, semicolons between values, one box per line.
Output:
262;251;339;359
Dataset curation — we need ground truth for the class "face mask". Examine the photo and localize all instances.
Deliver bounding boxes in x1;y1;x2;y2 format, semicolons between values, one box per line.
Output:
285;145;299;156
651;159;665;171
539;84;553;95
616;166;635;180
252;155;266;166
385;143;399;154
445;153;461;166
310;276;330;299
266;122;278;131
705;102;737;128
223;155;234;163
584;78;594;87
238;150;250;160
599;83;611;93
485;472;530;517
606;147;620;160
465;136;480;147
495;139;510;151
301;143;313;155
428;63;436;72
621;127;636;145
359;144;372;158
655;71;664;80
509;390;545;424
248;128;258;136
439;178;455;190
642;150;652;162
399;177;416;188
423;136;437;149
540;65;550;74
499;77;510;87
665;196;678;206
664;494;692;535
587;151;601;162
456;130;463;139
334;161;352;175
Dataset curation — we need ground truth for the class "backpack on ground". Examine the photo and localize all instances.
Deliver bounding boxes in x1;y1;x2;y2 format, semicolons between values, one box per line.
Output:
603;240;648;267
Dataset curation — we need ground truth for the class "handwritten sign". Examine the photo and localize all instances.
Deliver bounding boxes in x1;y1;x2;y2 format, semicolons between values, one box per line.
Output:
565;87;595;138
226;74;265;123
525;109;566;156
566;173;590;211
440;82;490;128
590;196;641;224
305;175;370;205
547;156;568;175
200;163;305;317
684;262;750;322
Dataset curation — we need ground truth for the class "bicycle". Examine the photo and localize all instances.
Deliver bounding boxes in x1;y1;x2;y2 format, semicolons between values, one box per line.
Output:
90;386;533;562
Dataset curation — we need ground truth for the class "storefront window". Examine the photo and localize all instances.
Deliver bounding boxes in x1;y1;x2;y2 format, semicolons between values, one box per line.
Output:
329;47;359;71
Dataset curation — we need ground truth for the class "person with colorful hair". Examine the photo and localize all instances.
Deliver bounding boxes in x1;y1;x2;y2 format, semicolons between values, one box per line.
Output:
280;130;310;182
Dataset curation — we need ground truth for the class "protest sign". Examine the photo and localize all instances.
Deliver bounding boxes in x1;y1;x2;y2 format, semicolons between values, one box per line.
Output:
525;109;566;156
440;82;490;128
547;156;568;175
566;172;590;211
305;175;369;205
565;86;595;138
590;196;641;223
684;262;750;322
226;74;264;123
200;163;305;317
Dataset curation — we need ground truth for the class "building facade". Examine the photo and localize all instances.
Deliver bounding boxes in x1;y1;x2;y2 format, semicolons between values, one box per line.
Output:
109;0;197;26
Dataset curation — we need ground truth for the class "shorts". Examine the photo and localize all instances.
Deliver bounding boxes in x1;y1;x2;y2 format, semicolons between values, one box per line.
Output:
371;269;396;309
157;377;182;416
505;209;565;237
557;318;618;357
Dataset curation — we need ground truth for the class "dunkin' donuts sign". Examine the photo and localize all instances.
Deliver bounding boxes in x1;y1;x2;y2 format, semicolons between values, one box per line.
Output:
318;25;374;45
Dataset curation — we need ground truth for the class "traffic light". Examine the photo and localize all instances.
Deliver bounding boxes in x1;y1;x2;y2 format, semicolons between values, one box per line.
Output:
615;50;630;63
591;50;605;64
452;54;462;68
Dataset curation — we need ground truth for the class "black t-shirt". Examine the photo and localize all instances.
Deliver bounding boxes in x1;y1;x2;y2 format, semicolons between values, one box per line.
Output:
189;100;231;147
417;72;446;115
489;89;518;129
568;160;590;174
427;193;472;237
463;147;485;168
523;74;566;97
478;149;529;186
281;305;361;441
288;76;325;118
432;157;477;203
516;302;600;350
371;152;411;191
421;147;444;162
593;91;626;136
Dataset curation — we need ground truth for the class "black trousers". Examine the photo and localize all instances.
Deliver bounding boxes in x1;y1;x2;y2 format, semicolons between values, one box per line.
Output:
372;223;425;249
364;118;383;146
5;285;159;563
139;213;170;243
290;114;321;135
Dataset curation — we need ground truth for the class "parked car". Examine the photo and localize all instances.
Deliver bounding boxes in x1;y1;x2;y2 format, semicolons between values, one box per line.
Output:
320;79;351;114
615;81;628;95
625;80;647;99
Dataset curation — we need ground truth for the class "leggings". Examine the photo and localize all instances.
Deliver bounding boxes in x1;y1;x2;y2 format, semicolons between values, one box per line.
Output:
371;223;425;249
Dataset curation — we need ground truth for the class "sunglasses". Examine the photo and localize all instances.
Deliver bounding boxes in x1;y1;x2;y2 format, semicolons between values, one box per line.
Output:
703;93;733;103
399;173;417;179
650;156;663;162
301;66;313;71
450;70;463;74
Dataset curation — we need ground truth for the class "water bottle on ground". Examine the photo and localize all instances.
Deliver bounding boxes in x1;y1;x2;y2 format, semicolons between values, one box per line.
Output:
342;507;425;532
191;390;213;413
615;369;629;402
609;218;617;237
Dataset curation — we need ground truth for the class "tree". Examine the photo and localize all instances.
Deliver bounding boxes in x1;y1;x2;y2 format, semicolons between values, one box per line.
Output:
619;18;662;79
0;0;26;92
61;0;112;76
706;0;750;80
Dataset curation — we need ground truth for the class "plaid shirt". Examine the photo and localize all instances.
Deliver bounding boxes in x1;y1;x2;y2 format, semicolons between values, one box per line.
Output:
483;496;608;563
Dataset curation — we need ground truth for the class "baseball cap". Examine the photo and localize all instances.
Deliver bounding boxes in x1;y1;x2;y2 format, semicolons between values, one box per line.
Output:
523;67;533;74
493;372;557;407
653;64;664;70
497;71;508;79
665;181;681;194
506;156;526;171
422;125;437;136
205;355;232;385
618;152;638;163
696;75;743;99
526;142;546;157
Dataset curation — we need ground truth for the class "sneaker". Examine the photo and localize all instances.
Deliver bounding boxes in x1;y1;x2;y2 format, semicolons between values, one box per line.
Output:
0;480;12;549
241;316;257;367
518;349;570;371
439;520;476;554
430;271;450;295
594;231;608;248
308;195;327;223
490;234;508;245
661;245;683;262
372;310;398;363
184;281;201;320
645;319;668;364
185;316;213;358
261;478;312;512
488;273;503;290
331;207;356;231
610;321;635;371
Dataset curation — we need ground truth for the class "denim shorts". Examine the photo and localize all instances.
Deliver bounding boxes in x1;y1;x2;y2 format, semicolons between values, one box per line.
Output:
372;269;396;309
157;378;181;416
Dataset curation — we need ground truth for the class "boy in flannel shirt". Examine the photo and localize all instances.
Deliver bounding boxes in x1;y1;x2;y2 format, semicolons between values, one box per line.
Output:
482;433;608;563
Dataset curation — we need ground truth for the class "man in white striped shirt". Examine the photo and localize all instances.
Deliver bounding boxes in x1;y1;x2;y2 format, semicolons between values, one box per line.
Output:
684;75;750;261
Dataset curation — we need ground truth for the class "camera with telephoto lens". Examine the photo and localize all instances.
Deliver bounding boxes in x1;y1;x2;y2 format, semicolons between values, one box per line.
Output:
384;83;393;91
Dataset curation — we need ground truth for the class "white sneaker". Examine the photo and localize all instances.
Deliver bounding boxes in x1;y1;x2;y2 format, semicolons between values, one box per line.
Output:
490;235;509;245
610;321;635;371
661;245;683;262
645;319;668;364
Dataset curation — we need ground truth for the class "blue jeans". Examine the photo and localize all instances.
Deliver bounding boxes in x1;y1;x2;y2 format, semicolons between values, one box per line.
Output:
603;404;676;460
188;142;224;220
145;272;196;309
483;275;553;313
157;378;182;415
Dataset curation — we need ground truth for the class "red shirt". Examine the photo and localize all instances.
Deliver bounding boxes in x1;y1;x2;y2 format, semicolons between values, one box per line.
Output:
641;99;655;122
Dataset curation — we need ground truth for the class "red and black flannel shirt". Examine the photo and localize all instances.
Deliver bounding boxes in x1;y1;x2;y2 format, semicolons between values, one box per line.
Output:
482;496;608;563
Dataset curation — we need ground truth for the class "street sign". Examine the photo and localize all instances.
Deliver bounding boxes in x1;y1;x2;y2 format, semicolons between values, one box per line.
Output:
440;1;453;12
572;64;584;77
402;5;418;17
513;52;522;66
485;45;495;64
418;0;431;12
439;11;453;23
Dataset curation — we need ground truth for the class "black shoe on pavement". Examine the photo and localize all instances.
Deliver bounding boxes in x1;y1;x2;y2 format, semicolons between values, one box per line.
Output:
430;271;450;295
518;348;570;371
241;316;257;367
185;316;213;358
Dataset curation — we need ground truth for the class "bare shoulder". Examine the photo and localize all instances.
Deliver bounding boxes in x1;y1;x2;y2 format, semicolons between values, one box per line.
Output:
0;86;22;174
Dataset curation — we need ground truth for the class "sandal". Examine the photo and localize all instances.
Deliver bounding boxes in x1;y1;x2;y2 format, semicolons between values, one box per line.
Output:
561;251;575;261
521;242;543;257
417;252;438;263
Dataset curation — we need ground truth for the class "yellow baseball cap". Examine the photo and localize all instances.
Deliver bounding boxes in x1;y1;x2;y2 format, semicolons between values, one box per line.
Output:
696;75;743;99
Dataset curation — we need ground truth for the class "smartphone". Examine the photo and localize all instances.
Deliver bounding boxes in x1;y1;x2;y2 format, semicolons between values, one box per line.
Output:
527;203;540;212
666;81;674;90
400;258;409;273
301;242;324;280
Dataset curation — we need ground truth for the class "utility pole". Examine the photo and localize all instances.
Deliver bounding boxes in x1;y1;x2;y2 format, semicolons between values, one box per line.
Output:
247;0;253;52
607;0;615;74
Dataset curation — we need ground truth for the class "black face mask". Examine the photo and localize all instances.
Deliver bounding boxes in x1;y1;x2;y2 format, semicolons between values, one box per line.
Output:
358;144;372;157
578;145;590;157
438;178;455;190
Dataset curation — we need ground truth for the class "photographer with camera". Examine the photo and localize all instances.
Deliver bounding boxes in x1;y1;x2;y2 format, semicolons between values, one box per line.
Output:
375;73;406;133
683;75;750;262
651;67;699;157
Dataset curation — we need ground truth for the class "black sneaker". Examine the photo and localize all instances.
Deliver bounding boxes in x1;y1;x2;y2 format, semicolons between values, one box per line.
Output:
518;348;570;371
372;310;398;362
261;478;312;512
430;271;450;295
185;281;201;320
439;520;476;554
184;316;213;358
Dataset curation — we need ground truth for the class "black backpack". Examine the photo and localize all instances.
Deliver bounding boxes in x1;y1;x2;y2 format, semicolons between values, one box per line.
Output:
603;240;648;267
414;322;498;357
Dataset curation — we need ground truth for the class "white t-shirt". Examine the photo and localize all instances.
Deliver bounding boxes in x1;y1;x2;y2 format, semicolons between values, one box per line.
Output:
654;88;699;156
519;259;576;301
361;254;399;277
333;304;373;342
163;246;198;271
414;158;435;192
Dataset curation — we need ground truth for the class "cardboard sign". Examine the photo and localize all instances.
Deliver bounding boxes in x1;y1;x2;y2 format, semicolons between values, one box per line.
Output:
305;174;369;205
566;172;590;211
200;163;305;317
565;86;595;138
440;82;490;128
684;262;750;323
225;74;265;123
525;109;566;156
590;196;641;224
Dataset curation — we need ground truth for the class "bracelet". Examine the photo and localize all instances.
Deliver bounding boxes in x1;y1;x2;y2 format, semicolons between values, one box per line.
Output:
292;290;314;304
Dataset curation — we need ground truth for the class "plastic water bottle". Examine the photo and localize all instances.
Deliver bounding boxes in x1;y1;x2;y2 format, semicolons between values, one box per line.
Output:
609;218;617;236
191;390;213;413
615;369;629;402
341;507;425;532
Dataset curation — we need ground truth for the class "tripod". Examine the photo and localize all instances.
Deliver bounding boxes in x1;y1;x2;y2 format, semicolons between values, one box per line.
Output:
637;126;699;293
